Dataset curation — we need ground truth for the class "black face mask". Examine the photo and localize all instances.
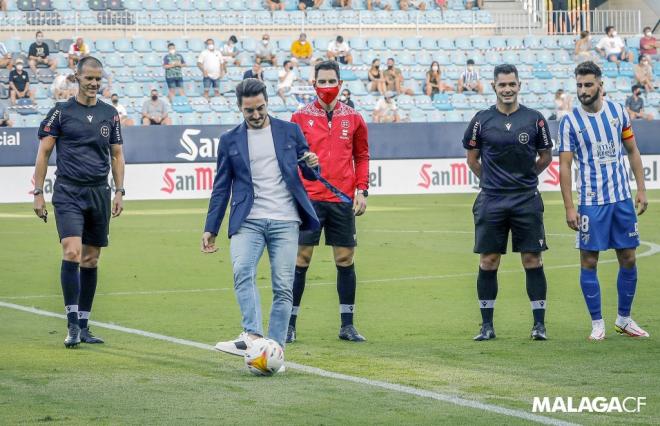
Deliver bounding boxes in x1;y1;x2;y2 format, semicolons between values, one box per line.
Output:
151;95;158;101
634;91;641;96
111;99;118;104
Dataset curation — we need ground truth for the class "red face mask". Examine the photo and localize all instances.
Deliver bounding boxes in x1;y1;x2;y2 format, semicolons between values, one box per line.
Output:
315;85;340;105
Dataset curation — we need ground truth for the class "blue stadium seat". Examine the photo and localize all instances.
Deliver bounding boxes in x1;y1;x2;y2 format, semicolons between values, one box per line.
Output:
142;0;159;10
132;38;151;52
454;38;472;51
529;80;545;94
473;37;489;50
403;37;421;51
122;0;140;9
159;0;177;10
501;51;519;64
433;53;450;66
105;54;124;68
484;51;500;65
431;94;451;110
348;37;367;51
419;38;436;51
391;10;409;24
602;62;618;78
423;10;444;24
113;38;132;53
619;62;634;78
489;38;506;49
385;37;402;51
558;36;576;50
52;0;71;10
95;39;114;53
541;37;558;50
188;38;205;52
124;82;143;98
523;35;542;49
444;11;460;24
276;37;293;52
451;93;469;109
532;64;553;79
398;52;415;66
506;36;524;48
445;110;463;122
313;37;331;51
554;50;572;64
342;68;358;81
193;0;210;10
122;53;141;67
626;36;641;49
436;38;454;50
176;0;194;10
536;51;553;64
346;80;367;96
210;96;230;112
367;37;385;50
142;53;162;67
408;110;428;123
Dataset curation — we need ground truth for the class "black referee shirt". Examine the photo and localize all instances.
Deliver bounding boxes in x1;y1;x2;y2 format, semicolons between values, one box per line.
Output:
462;104;552;192
38;98;123;185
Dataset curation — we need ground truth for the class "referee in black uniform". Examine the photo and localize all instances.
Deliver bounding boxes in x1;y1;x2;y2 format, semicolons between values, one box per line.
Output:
462;64;552;341
33;56;125;348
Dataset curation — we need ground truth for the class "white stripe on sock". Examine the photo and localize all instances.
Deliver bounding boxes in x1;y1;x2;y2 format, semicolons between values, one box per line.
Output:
65;305;78;314
78;311;90;319
340;304;355;314
531;300;547;310
478;300;495;309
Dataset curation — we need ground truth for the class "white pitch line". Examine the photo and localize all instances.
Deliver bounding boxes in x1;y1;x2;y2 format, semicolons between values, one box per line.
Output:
3;240;658;301
0;300;578;426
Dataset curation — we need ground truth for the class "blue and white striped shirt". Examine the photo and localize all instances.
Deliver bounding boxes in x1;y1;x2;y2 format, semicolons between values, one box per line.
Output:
558;99;633;206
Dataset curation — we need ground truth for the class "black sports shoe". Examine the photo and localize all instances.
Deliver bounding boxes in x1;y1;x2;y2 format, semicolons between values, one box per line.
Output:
531;322;547;340
286;325;296;344
80;327;105;344
474;323;496;341
339;325;366;342
64;323;81;348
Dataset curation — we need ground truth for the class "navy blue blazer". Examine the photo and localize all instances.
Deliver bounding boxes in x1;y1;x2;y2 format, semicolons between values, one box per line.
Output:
204;116;321;237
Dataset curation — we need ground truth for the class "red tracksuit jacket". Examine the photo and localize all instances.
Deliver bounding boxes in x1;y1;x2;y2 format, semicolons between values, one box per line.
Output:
291;100;369;202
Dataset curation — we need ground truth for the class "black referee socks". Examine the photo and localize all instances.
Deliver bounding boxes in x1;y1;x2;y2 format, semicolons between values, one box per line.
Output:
60;260;80;325
78;266;98;329
525;266;547;324
477;267;498;324
337;264;356;327
289;266;308;328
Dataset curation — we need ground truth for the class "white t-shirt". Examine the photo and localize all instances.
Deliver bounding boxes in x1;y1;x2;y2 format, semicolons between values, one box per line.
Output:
596;36;625;55
246;125;300;223
221;43;237;58
327;41;351;55
375;97;397;114
113;103;128;117
197;49;224;80
277;69;297;90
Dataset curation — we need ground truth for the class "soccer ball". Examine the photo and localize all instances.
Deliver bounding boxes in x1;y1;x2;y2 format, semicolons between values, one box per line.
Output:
244;338;284;376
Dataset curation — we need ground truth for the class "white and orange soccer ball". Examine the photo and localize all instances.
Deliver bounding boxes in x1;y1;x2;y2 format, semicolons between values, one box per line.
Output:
244;338;284;376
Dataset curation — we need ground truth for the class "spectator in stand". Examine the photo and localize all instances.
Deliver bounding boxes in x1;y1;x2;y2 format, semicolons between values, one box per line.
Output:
549;89;572;121
110;93;135;126
255;34;277;66
457;59;483;94
435;0;446;11
98;69;113;99
51;73;77;100
0;102;13;127
197;38;225;100
339;88;354;108
626;85;653;120
368;58;386;95
399;0;425;11
28;31;57;73
142;89;172;125
266;0;285;10
0;0;7;15
574;31;595;63
333;0;351;8
67;37;90;69
634;54;655;93
277;60;299;104
327;36;353;65
367;0;391;10
163;42;186;102
291;33;313;65
373;92;400;123
9;59;35;105
298;0;323;10
425;61;453;98
0;41;13;70
384;57;414;95
640;27;658;62
596;26;634;65
243;62;264;81
465;0;482;8
221;35;241;72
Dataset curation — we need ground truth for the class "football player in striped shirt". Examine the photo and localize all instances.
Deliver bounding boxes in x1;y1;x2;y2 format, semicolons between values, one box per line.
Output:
558;61;649;341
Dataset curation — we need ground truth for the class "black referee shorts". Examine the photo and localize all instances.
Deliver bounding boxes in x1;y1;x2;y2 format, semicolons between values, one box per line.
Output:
299;201;357;247
473;189;548;254
52;180;112;247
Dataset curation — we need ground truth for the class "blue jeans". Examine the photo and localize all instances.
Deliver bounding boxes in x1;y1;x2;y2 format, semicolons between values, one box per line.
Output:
230;219;299;347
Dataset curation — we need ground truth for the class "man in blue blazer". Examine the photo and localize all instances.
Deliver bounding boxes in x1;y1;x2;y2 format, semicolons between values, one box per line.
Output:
202;78;320;364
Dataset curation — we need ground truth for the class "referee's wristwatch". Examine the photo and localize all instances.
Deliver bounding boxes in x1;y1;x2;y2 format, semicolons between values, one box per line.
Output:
115;188;126;196
33;188;44;196
357;189;368;197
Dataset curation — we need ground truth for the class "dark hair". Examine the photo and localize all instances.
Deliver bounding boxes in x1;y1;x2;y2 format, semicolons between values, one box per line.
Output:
466;59;475;65
236;78;268;106
343;88;351;96
387;57;395;62
371;58;380;66
643;26;651;33
605;25;614;34
283;60;291;68
639;54;647;63
336;35;344;43
151;88;158;93
167;42;175;48
229;35;238;44
574;61;602;78
36;31;43;36
314;60;341;80
632;84;642;93
580;30;589;38
493;63;518;79
206;38;214;44
76;56;103;74
430;61;440;70
111;93;118;98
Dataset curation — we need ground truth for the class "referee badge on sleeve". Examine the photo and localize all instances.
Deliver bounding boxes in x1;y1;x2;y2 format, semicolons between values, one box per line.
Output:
100;125;110;138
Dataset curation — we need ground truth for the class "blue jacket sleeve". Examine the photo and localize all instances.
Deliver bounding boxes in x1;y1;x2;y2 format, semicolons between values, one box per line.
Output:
204;135;233;235
292;122;318;182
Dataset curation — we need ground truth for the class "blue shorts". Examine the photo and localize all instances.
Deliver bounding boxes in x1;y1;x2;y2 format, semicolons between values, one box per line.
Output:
576;199;640;251
203;77;219;89
607;52;627;62
166;77;183;89
52;180;111;247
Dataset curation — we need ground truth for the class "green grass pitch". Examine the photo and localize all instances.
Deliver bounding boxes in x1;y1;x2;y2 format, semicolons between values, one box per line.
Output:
1;192;659;425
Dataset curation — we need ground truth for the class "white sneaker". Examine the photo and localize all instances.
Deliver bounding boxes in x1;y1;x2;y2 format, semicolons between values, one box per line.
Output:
588;319;606;341
615;316;650;338
214;332;253;356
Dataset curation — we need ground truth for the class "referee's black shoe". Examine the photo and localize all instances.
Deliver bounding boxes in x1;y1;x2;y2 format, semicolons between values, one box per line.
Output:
530;322;547;341
286;325;296;344
80;327;105;344
474;323;496;341
339;325;366;342
64;324;81;348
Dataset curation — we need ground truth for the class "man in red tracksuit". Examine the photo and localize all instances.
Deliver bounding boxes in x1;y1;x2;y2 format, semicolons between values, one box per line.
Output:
287;60;370;343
